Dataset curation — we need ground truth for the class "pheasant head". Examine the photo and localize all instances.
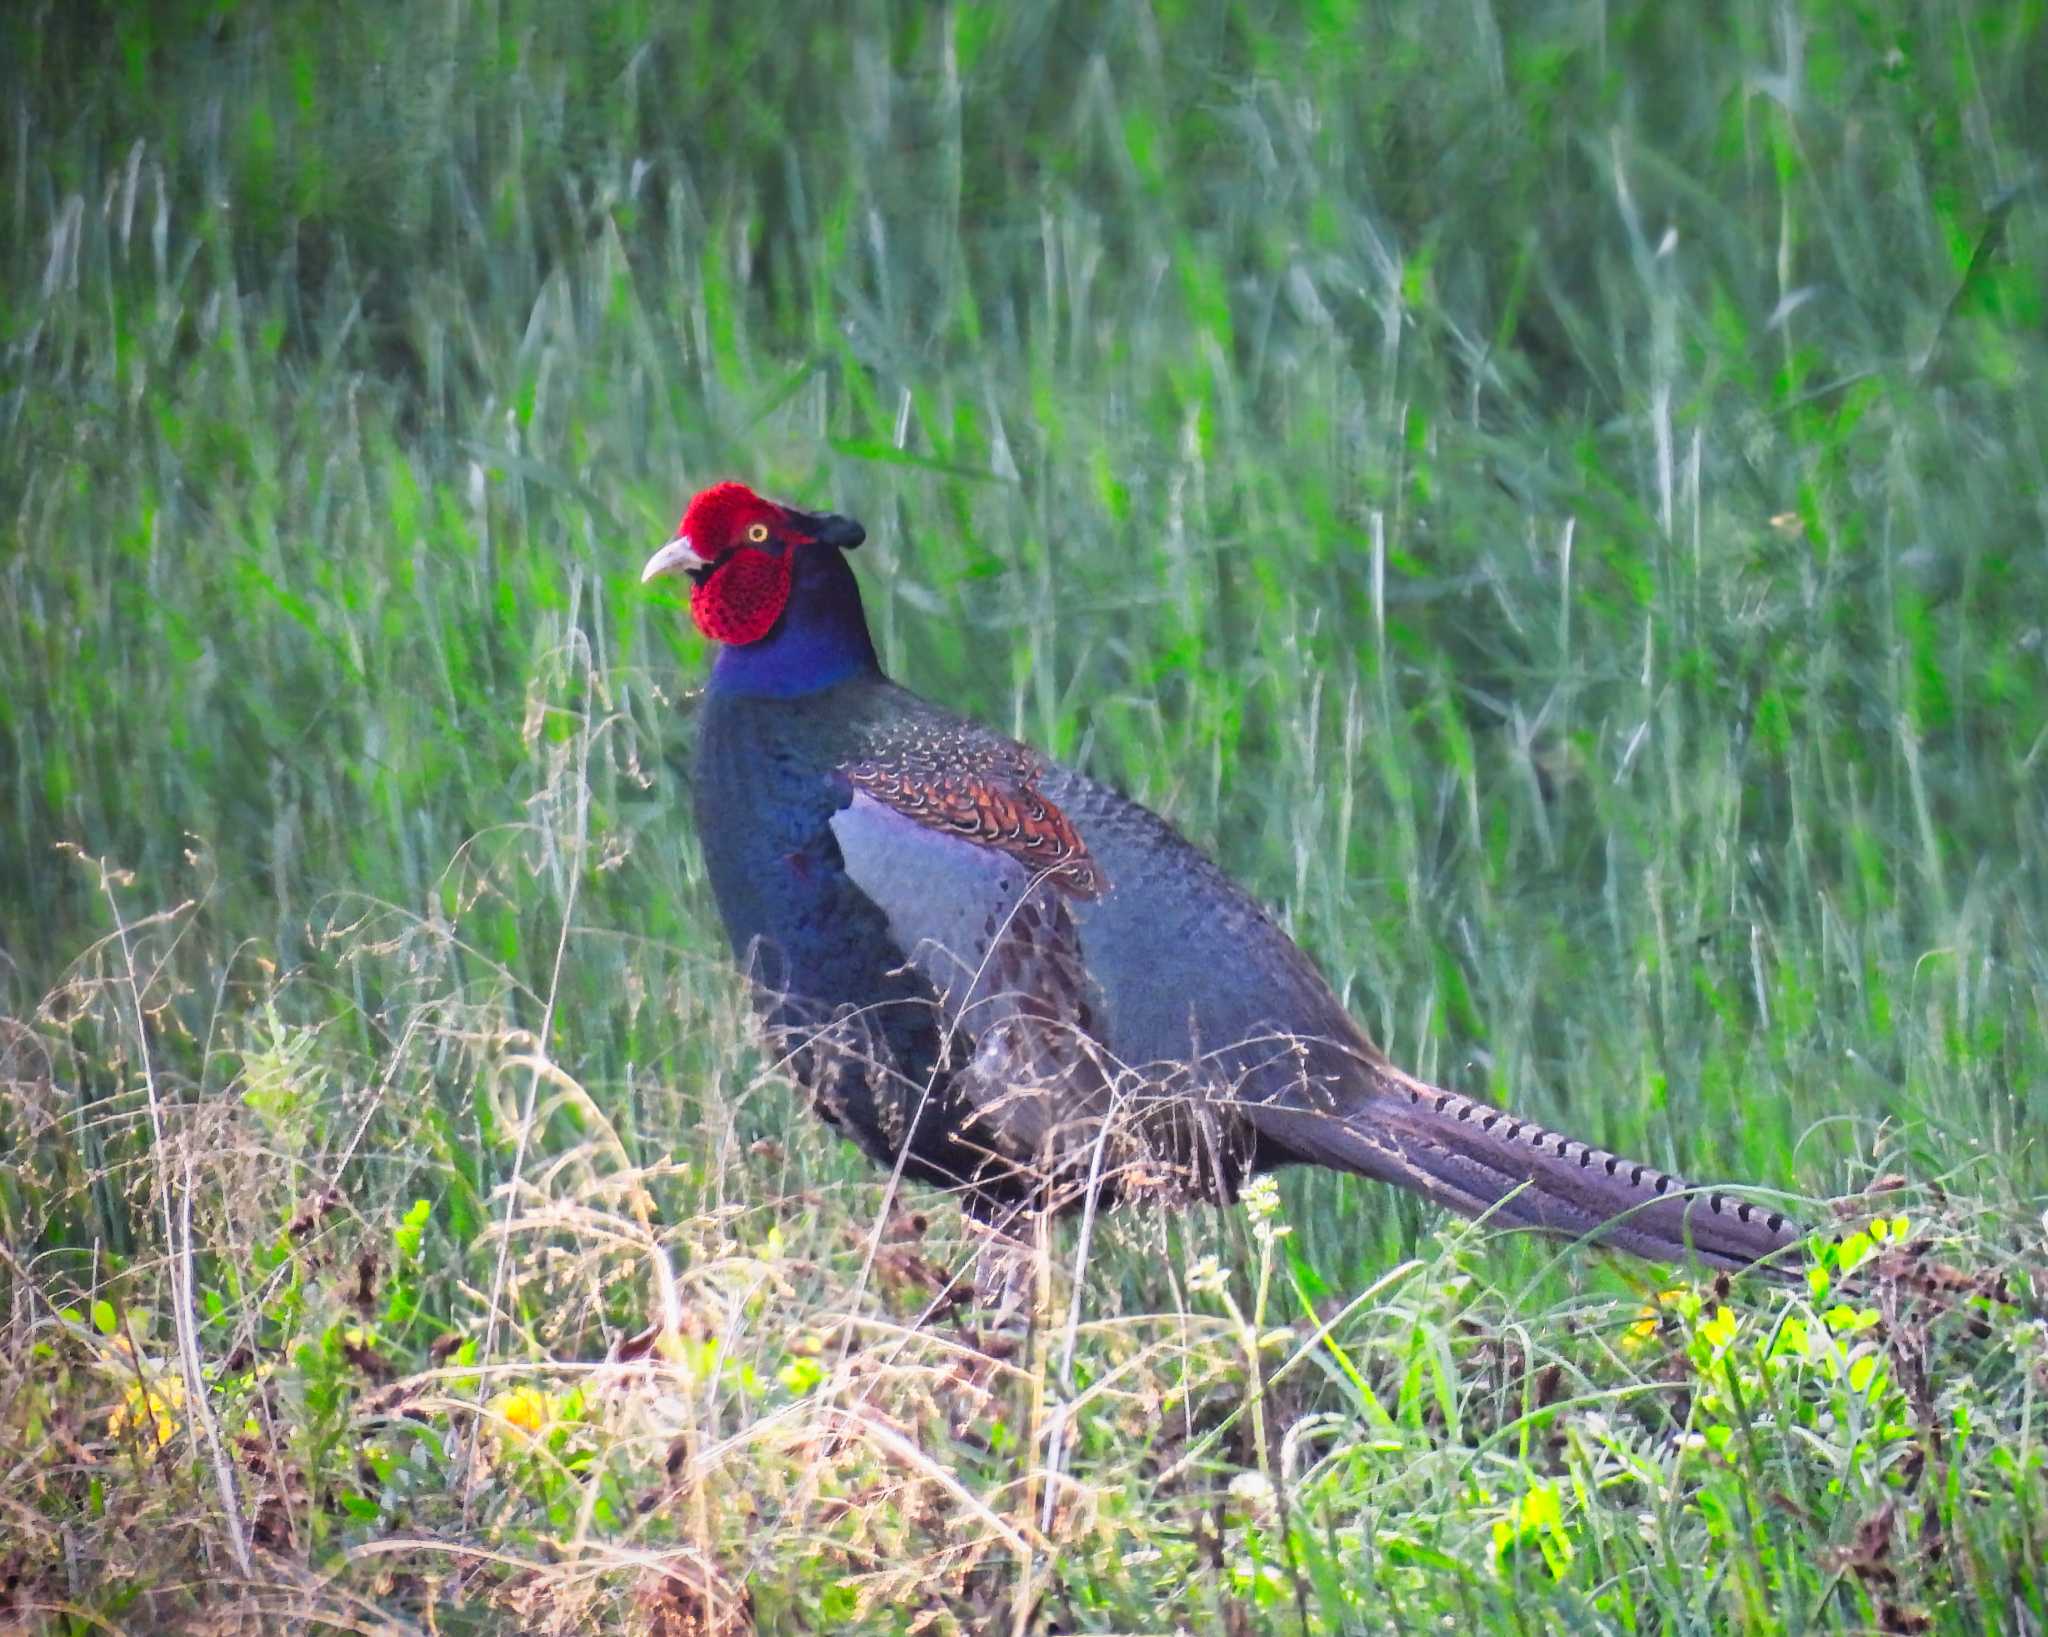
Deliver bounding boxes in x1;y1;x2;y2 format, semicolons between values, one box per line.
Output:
643;481;877;697
641;481;866;645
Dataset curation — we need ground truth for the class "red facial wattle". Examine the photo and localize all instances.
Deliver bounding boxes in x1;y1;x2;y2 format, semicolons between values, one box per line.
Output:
691;547;792;645
645;480;854;648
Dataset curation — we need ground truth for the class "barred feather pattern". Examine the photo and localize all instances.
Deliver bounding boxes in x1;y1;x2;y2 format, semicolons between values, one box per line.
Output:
841;734;1105;898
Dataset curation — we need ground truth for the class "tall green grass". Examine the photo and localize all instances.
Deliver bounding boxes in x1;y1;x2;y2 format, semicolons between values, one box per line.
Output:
3;0;2045;1629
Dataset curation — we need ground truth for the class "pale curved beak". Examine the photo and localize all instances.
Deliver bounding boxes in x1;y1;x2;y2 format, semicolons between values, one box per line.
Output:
641;534;705;583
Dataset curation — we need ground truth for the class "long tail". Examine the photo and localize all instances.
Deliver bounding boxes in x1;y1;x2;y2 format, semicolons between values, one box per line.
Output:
1254;1060;1808;1273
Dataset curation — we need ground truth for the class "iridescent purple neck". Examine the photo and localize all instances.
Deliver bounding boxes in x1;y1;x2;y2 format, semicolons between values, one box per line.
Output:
705;549;881;699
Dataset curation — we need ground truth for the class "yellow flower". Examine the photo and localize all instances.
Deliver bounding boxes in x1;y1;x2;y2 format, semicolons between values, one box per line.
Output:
1621;1288;1693;1353
110;1373;185;1446
486;1385;558;1447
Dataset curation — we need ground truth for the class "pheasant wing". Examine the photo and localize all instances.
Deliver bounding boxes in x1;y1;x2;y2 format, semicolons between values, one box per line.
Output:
840;739;1107;898
828;765;1122;1198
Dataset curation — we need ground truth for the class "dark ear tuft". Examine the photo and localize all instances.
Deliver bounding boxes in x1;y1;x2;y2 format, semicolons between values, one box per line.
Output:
793;509;865;551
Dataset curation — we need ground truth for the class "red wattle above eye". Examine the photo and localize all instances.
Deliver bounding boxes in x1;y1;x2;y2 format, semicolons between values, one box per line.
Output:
691;547;792;645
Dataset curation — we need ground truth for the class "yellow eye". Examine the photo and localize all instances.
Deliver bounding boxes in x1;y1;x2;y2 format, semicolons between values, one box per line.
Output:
745;522;770;544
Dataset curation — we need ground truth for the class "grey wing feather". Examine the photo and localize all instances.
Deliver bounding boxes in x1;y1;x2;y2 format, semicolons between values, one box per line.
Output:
829;792;1125;1184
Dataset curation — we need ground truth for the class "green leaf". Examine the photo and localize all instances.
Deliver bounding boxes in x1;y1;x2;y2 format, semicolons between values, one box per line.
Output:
394;1197;432;1261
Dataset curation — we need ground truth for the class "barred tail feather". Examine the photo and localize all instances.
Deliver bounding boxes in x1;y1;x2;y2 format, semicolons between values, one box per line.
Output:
1255;1067;1809;1273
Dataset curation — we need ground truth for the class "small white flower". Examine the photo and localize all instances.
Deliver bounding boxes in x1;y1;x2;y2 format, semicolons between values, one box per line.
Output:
1186;1255;1229;1297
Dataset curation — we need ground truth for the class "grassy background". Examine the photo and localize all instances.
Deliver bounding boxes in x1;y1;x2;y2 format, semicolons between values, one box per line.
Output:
3;0;2047;1629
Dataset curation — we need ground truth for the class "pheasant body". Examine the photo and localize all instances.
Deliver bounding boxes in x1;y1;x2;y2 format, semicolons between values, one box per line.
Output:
655;483;1809;1273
